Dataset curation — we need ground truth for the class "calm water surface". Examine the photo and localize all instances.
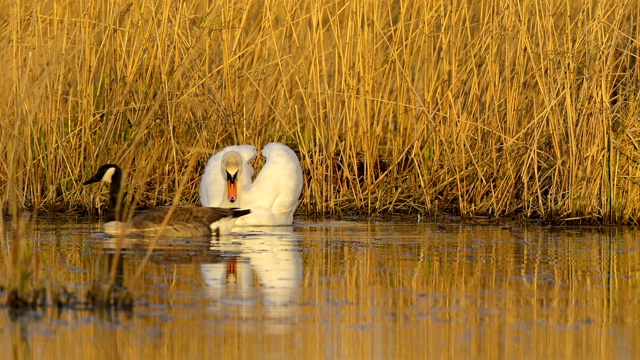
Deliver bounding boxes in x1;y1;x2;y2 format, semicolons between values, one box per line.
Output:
1;220;639;359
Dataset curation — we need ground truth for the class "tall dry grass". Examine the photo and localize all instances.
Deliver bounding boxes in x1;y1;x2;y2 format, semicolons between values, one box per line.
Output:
1;0;640;223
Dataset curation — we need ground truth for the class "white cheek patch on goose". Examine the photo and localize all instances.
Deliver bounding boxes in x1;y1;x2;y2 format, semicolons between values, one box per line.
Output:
101;167;117;183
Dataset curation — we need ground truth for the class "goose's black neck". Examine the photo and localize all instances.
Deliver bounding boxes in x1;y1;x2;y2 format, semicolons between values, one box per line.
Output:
107;168;123;222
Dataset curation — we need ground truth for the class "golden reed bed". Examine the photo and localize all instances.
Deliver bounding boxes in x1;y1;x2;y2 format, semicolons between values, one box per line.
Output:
1;0;639;223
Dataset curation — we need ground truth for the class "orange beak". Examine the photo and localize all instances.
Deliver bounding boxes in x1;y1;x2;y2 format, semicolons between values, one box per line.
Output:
227;180;238;203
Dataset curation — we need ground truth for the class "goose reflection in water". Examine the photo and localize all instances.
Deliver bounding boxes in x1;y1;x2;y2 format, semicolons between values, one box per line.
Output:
200;226;302;330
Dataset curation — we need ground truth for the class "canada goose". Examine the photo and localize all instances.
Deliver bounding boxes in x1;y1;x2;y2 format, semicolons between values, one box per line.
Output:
199;142;303;226
84;164;250;237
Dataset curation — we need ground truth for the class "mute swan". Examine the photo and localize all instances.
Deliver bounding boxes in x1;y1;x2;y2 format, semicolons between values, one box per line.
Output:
84;164;250;237
199;142;303;226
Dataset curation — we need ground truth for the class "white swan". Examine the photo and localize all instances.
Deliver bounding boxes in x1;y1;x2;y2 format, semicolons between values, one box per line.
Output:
199;142;303;226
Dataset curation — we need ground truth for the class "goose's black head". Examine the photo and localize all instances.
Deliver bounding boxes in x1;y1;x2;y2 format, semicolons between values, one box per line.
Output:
84;164;124;222
84;164;122;185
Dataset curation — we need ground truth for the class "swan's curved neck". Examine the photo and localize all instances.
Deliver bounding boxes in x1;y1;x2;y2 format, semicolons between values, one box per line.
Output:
107;169;123;222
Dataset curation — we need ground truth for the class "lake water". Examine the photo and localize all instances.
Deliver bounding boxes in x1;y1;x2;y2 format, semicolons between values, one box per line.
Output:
0;219;639;359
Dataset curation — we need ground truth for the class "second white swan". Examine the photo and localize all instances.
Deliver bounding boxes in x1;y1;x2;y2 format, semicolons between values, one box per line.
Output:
199;142;303;226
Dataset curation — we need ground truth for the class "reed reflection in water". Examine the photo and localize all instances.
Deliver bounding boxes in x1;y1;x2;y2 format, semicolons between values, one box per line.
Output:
0;221;639;359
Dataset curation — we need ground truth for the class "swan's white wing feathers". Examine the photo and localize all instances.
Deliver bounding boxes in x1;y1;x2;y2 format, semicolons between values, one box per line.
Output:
238;143;303;225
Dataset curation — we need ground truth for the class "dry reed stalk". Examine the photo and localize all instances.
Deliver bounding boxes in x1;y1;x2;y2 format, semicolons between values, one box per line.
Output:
0;0;639;223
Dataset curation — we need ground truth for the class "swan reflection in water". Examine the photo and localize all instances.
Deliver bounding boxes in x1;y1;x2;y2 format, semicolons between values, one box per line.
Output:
200;226;302;330
95;225;302;332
